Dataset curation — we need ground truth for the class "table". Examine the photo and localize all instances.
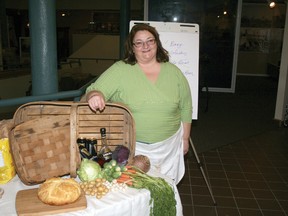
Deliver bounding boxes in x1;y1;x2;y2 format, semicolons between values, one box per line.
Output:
0;171;183;216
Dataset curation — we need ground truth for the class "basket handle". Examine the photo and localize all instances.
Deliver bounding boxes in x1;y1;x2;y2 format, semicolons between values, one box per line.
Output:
70;104;78;178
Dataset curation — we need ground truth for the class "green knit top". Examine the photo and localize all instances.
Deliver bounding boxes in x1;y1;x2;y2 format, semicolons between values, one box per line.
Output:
86;61;192;143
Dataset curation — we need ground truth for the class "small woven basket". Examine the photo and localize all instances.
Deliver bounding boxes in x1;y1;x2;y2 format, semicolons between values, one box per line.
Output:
9;101;136;185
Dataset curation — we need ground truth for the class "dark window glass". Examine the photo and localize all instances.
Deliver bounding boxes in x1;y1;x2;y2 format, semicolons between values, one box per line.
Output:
148;0;239;89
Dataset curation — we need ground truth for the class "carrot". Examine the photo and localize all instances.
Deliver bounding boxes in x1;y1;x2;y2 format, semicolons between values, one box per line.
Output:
127;165;138;169
117;178;133;186
117;178;125;182
117;178;129;182
117;178;130;182
125;181;133;186
126;169;137;174
119;173;131;179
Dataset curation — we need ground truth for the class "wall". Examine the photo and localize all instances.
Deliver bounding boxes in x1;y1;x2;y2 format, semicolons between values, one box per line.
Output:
4;0;143;61
274;4;288;122
0;25;2;69
68;34;119;77
0;75;31;99
238;3;286;76
0;74;31;114
5;0;143;10
237;52;268;75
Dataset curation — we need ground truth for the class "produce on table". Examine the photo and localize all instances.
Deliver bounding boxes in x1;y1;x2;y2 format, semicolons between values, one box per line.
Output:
129;155;151;173
77;158;103;182
102;159;126;182
118;166;177;216
79;178;109;199
112;145;130;166
77;159;128;198
103;179;128;192
77;158;176;214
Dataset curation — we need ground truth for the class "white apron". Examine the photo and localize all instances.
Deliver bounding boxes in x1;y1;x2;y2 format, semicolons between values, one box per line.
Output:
135;125;185;216
135;124;185;185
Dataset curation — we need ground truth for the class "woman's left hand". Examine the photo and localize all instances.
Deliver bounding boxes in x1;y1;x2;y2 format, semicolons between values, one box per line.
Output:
183;139;189;155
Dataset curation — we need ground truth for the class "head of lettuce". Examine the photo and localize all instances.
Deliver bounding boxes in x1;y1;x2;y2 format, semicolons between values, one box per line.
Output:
77;158;103;182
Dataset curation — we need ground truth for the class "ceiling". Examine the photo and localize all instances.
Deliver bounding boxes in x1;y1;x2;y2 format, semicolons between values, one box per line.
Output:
242;0;286;3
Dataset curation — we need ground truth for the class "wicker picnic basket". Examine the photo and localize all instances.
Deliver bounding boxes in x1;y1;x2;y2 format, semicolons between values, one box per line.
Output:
9;101;136;185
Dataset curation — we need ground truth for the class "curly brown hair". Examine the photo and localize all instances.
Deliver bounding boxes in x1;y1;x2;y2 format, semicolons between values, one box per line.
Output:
123;23;169;65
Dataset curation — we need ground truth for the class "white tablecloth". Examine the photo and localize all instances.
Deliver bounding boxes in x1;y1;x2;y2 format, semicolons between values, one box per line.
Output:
0;171;183;216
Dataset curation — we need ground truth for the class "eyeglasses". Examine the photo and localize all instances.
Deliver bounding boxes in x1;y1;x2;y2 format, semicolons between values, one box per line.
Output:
133;38;156;48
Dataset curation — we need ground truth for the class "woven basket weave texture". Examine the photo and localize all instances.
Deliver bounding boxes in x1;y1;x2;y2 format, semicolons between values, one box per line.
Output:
9;102;135;185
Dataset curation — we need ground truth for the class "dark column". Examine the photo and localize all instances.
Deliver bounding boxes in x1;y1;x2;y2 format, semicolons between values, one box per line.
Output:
119;0;130;59
0;0;8;49
0;0;5;70
29;0;58;95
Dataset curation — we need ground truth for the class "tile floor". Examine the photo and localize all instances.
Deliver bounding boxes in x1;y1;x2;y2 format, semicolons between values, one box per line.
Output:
178;127;288;216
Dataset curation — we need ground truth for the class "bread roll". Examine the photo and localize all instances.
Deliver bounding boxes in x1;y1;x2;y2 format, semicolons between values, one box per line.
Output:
38;177;81;205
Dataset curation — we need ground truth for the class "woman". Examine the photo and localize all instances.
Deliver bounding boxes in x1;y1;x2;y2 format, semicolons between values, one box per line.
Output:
86;23;192;184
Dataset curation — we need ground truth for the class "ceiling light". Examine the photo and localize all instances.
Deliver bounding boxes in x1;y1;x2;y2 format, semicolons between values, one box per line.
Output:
268;0;276;9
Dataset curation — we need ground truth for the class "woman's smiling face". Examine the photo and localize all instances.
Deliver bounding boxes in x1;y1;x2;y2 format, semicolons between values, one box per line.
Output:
132;30;157;64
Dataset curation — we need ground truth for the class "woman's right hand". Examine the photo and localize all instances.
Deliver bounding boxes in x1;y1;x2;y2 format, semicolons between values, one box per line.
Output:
86;91;106;111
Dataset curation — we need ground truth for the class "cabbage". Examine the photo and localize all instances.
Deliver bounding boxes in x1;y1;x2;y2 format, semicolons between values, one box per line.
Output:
77;158;103;182
112;145;130;166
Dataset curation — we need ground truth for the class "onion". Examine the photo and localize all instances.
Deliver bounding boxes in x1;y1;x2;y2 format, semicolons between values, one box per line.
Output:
130;155;151;173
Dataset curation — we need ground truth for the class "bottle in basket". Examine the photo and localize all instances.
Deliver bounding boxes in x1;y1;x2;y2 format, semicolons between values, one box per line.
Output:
77;137;92;159
89;138;98;161
77;137;86;149
98;128;112;162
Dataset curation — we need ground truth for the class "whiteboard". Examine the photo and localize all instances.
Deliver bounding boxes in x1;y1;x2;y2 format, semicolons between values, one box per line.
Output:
130;21;199;119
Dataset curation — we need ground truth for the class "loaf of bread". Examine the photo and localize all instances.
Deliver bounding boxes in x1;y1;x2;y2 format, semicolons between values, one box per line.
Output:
38;177;81;205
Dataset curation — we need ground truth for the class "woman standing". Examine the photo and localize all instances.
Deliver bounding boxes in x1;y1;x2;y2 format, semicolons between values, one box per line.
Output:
86;23;192;185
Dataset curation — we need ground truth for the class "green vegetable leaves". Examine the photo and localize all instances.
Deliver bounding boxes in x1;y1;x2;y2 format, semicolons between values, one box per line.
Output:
124;168;177;216
77;158;103;182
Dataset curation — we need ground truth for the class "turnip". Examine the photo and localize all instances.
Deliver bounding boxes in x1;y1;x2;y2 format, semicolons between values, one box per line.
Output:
129;155;151;173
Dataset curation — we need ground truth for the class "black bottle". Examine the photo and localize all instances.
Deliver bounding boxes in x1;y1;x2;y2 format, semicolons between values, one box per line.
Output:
98;128;112;162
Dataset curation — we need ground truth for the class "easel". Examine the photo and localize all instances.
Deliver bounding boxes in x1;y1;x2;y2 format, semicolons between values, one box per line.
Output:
190;137;217;205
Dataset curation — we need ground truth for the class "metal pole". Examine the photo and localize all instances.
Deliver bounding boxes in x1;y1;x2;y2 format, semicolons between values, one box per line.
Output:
190;137;217;205
29;0;58;96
